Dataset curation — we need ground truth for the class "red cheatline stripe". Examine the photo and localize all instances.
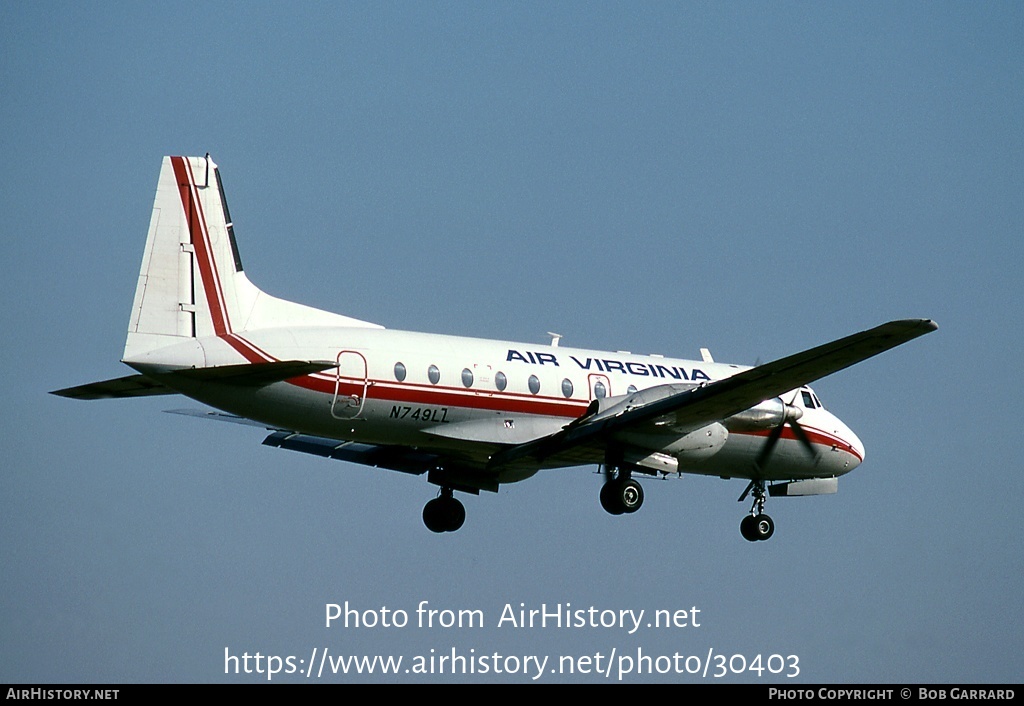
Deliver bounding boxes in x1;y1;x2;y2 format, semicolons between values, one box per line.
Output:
737;426;862;461
222;333;276;364
292;373;589;418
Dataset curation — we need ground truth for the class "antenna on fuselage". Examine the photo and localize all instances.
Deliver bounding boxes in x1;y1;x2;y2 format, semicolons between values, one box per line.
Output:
548;332;563;347
700;347;714;363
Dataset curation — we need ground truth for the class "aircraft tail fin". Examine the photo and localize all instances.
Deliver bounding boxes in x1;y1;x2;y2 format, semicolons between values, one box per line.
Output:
123;155;380;363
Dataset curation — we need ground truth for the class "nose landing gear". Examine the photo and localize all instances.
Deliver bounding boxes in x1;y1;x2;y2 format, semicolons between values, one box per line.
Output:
738;480;775;542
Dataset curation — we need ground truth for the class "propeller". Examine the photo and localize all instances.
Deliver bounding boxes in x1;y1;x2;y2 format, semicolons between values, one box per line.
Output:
752;401;817;476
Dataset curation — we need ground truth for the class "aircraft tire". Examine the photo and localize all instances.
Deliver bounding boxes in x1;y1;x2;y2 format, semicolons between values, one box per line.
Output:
600;481;626;515
423;498;446;533
423;496;466;533
740;514;759;542
444;497;466;532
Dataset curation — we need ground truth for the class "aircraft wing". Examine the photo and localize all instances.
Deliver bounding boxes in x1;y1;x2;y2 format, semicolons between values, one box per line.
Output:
167;406;502;491
489;318;938;468
164;408;440;473
262;431;500;492
163;408;440;472
262;431;439;476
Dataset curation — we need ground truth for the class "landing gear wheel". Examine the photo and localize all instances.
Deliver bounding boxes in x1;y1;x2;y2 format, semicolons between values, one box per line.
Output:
599;476;644;515
423;498;447;533
738;480;776;541
600;481;625;515
740;513;775;542
444;497;466;532
740;514;759;542
422;490;465;533
619;478;644;514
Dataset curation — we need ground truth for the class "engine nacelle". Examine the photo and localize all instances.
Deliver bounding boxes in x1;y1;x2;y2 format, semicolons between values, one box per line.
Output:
725;397;802;431
615;420;728;472
580;383;698;422
669;421;729;462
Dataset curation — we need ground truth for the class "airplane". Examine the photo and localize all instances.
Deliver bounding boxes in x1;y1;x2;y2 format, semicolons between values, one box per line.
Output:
52;155;938;541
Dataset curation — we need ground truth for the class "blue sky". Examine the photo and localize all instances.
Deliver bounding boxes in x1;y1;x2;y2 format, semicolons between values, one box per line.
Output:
2;2;1021;683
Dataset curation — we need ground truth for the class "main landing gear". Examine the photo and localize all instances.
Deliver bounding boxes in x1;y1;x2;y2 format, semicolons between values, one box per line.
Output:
738;480;775;542
599;469;645;516
422;487;465;533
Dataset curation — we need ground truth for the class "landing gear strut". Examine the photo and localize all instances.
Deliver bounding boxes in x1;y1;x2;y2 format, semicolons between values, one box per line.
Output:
738;480;775;542
600;469;644;516
422;487;465;533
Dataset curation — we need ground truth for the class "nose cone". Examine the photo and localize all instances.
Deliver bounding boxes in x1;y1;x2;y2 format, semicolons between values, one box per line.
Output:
847;426;865;466
818;410;864;473
834;416;865;470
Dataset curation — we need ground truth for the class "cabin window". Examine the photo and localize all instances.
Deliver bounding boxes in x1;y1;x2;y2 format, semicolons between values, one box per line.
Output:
594;381;607;398
495;371;507;391
428;365;441;385
528;375;541;395
462;368;474;388
394;362;407;382
561;378;574;398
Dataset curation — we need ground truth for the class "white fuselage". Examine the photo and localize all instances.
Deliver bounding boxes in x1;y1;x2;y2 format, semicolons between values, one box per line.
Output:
131;325;864;483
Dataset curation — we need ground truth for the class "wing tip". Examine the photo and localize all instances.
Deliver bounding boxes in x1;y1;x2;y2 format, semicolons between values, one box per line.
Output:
885;318;938;337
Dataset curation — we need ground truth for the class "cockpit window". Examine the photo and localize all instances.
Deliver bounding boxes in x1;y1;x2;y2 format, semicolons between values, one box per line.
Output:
799;389;825;409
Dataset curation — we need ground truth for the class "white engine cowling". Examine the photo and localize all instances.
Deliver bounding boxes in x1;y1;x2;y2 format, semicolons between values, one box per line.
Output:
667;422;729;462
724;397;802;431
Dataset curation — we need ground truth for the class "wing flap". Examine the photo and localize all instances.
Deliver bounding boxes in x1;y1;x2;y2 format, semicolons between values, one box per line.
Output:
262;431;438;476
262;431;501;492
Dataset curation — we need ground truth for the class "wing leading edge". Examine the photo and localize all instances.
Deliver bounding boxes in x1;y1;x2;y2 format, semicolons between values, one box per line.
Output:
488;319;938;469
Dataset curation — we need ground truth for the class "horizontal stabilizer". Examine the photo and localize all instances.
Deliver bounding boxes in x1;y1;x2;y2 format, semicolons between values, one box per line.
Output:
172;360;337;386
50;374;175;400
52;360;337;400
